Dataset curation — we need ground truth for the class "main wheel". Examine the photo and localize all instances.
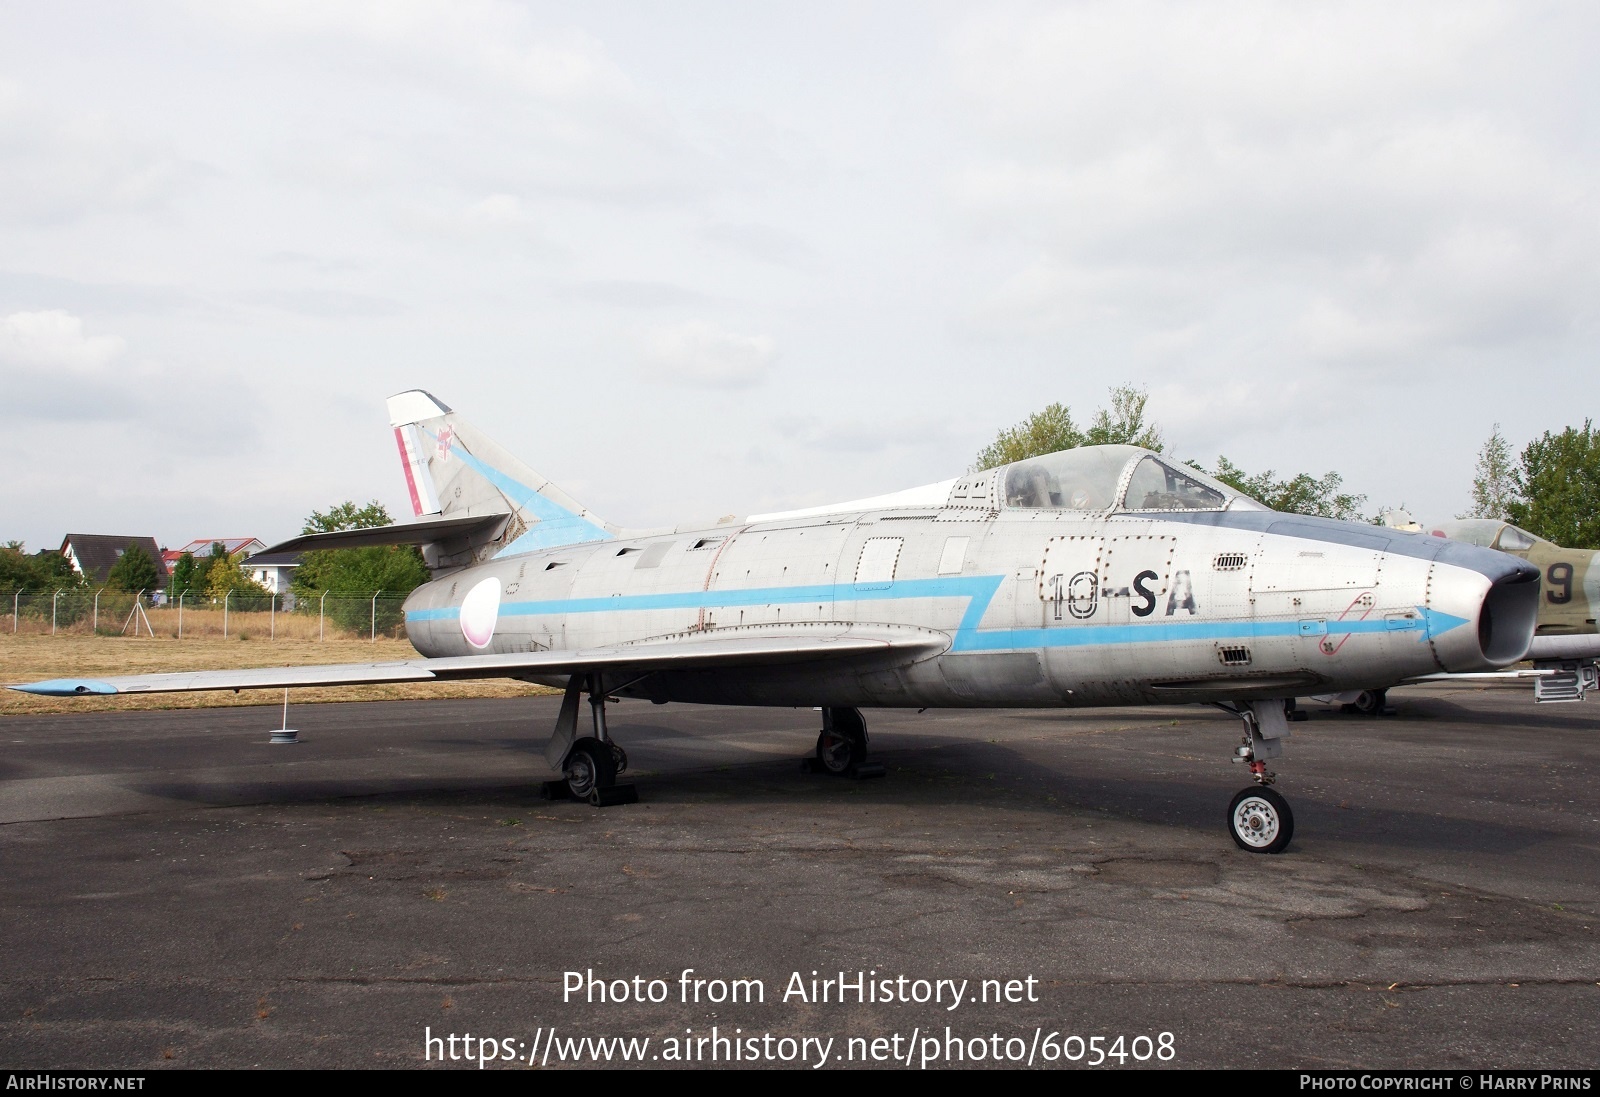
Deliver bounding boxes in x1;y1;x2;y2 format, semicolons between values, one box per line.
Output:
815;728;866;775
1228;786;1294;854
565;739;617;800
1350;689;1386;716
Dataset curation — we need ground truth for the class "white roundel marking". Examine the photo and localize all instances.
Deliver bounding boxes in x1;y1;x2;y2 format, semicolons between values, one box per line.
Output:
459;577;501;649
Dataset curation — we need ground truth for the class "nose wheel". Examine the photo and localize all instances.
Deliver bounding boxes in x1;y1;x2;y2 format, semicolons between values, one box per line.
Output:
1218;699;1296;854
1227;786;1294;853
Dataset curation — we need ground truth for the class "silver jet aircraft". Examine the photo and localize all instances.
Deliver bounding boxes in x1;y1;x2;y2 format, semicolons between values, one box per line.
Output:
13;391;1542;854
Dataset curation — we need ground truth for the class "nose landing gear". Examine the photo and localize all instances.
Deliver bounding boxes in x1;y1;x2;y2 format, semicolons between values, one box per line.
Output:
1218;699;1296;854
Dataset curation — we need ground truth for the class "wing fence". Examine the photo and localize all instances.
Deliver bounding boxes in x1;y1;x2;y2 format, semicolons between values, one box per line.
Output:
1;589;413;641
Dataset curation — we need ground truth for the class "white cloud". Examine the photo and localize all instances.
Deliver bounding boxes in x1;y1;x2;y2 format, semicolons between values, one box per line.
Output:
204;0;638;104
0;310;124;374
641;321;776;389
0;85;193;225
945;0;1600;422
0;2;1595;543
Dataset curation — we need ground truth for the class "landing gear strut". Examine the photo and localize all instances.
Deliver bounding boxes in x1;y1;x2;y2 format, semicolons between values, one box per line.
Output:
803;707;885;779
542;673;640;807
1218;699;1295;854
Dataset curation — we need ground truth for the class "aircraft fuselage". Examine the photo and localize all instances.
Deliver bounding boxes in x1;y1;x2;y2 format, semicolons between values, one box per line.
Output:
403;504;1537;710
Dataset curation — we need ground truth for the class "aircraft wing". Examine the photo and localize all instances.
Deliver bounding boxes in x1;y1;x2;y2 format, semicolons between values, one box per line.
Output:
9;625;951;697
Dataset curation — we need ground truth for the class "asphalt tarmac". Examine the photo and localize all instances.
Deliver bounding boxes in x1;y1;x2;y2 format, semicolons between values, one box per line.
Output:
1;683;1597;1070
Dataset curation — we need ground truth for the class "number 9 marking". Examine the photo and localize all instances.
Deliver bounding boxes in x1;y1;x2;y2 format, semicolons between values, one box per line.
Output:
1547;562;1574;605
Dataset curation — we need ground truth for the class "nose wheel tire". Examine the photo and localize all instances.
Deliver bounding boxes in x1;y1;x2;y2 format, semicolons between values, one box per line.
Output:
565;739;617;800
1228;786;1294;854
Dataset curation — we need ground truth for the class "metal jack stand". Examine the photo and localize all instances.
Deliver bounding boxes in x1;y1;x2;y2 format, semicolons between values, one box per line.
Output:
270;688;300;745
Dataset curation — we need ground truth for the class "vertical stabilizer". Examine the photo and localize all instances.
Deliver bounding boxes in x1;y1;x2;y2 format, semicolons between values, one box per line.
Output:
386;390;617;556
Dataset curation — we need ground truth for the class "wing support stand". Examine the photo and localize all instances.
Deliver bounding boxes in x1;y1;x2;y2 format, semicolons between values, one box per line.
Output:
542;673;645;807
1212;700;1294;854
270;688;300;745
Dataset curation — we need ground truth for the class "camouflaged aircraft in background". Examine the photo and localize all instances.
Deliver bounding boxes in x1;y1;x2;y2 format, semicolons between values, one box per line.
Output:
12;392;1542;854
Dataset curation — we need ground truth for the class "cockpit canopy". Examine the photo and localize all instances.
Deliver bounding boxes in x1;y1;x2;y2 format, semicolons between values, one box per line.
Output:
998;445;1264;513
1430;519;1543;553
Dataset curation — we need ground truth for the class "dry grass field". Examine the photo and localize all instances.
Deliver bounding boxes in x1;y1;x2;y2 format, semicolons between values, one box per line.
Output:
0;634;555;716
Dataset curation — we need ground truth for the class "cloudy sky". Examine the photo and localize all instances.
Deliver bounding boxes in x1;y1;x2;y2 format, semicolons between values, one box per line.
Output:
3;1;1596;550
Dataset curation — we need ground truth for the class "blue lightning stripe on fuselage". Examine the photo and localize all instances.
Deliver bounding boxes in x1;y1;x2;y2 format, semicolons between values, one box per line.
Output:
957;605;1466;651
405;576;1468;651
421;428;612;551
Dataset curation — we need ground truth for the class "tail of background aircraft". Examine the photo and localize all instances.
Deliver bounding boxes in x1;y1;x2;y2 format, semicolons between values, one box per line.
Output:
387;390;619;558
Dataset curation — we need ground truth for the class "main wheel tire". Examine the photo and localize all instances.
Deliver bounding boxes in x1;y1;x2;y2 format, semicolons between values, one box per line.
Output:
815;727;865;776
1228;786;1294;854
1351;689;1385;716
565;739;617;800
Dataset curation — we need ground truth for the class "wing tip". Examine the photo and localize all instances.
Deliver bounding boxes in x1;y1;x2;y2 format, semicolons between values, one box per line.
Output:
10;679;120;696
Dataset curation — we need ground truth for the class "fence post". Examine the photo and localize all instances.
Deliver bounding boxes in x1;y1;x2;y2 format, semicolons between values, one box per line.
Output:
93;588;101;632
12;590;18;634
178;590;185;639
320;591;328;641
270;590;276;640
52;589;60;635
224;589;232;638
371;591;380;642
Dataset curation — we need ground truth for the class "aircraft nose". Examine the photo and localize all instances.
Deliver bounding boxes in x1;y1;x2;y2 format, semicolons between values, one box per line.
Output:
1426;539;1541;672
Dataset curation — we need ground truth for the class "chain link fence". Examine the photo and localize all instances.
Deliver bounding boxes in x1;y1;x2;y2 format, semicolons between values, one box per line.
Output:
2;589;412;641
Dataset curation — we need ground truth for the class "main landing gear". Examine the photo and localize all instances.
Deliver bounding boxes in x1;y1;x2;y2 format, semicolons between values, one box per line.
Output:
801;707;885;780
1216;699;1295;854
542;674;639;807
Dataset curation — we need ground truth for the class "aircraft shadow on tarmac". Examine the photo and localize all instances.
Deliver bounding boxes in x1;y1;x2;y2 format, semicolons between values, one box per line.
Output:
113;718;1563;859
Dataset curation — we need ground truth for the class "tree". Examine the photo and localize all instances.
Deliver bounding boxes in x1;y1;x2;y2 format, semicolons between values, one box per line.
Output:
1507;420;1600;549
1462;424;1518;520
202;544;271;610
291;500;429;633
105;543;160;592
1085;385;1163;450
0;546;84;592
168;551;200;595
1;543;38;591
302;500;395;535
973;402;1082;471
1203;456;1367;521
36;550;82;587
973;385;1162;471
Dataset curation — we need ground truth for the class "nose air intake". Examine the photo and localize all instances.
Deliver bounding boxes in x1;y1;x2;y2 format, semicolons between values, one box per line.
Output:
1476;565;1541;665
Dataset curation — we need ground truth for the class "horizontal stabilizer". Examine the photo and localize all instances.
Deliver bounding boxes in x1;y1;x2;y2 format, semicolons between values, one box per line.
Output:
257;513;510;556
10;625;950;696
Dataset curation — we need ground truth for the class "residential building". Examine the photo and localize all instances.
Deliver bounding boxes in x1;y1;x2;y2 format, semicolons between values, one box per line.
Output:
58;534;169;587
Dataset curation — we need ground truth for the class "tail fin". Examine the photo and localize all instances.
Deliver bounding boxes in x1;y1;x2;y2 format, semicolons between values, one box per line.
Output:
387;390;618;556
